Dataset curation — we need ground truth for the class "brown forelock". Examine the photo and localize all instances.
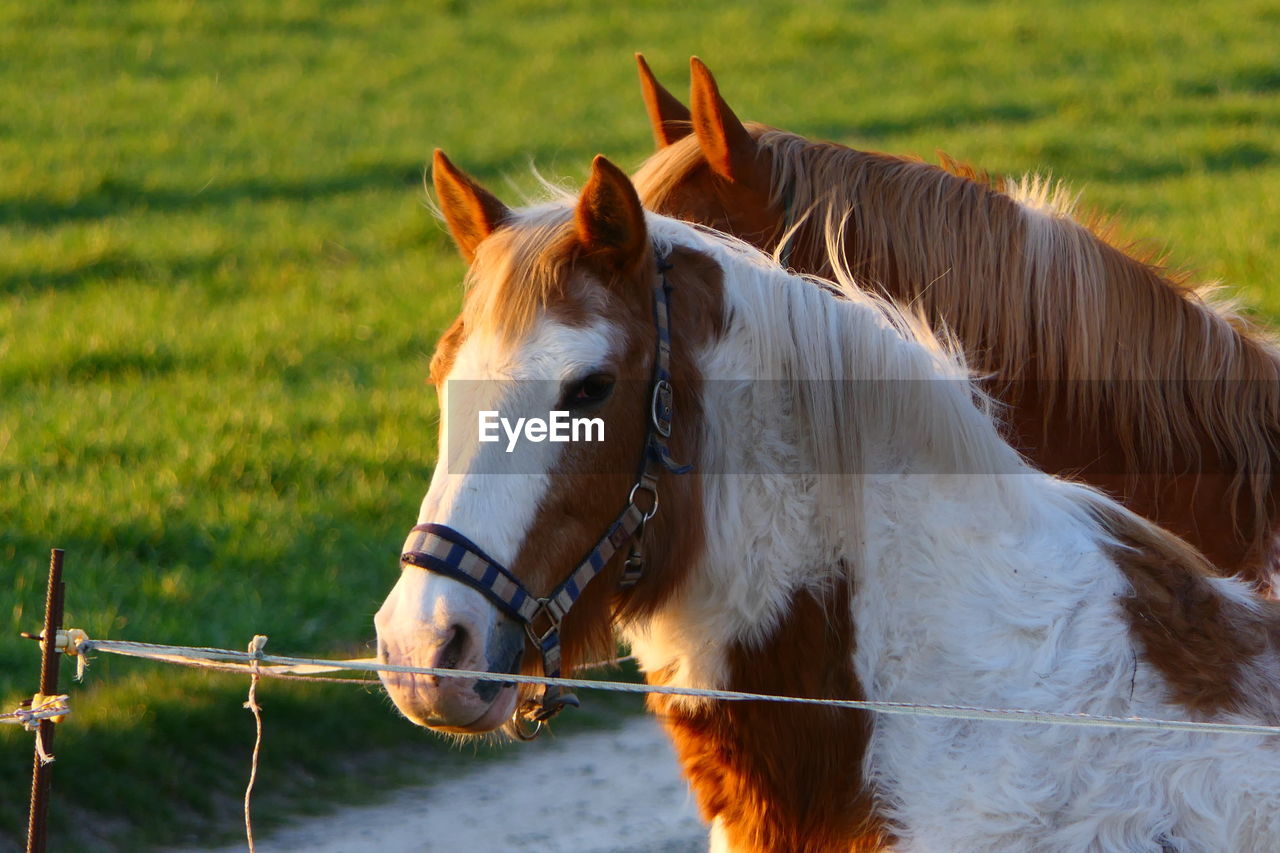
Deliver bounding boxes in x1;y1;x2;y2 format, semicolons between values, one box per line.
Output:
635;125;1280;585
1095;500;1280;718
428;213;590;391
505;244;724;681
649;579;888;853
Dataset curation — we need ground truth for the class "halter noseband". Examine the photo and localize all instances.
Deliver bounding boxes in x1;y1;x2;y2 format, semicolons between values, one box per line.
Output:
400;253;690;735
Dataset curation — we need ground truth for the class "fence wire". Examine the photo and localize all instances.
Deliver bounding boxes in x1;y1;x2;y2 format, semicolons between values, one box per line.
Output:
65;632;1280;738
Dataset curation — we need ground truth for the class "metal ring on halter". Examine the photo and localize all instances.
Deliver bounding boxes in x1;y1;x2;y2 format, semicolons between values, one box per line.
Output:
628;482;659;522
512;713;543;741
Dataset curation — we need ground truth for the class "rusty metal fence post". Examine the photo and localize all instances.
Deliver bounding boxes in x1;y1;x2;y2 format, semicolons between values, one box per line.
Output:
25;548;66;853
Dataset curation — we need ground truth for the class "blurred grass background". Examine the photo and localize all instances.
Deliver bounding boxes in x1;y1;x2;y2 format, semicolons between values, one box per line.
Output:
2;0;1279;848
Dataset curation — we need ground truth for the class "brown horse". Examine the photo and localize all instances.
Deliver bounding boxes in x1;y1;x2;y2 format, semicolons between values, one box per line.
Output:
632;55;1280;591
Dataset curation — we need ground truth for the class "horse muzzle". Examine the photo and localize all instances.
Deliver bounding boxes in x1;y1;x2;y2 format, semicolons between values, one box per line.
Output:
374;570;525;733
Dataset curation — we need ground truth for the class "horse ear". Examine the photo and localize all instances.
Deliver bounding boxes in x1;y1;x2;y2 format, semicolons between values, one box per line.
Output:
432;149;511;263
636;53;692;148
689;56;760;183
575;155;648;271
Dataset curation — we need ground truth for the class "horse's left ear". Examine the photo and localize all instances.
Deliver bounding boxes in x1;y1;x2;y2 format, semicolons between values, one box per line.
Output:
689;56;760;184
575;155;649;272
637;53;692;148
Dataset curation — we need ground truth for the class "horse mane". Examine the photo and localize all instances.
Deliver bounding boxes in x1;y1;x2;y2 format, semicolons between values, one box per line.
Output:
641;212;1025;548
635;128;1280;544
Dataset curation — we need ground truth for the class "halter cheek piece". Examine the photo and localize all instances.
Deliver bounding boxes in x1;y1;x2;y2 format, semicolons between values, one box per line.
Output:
399;253;691;733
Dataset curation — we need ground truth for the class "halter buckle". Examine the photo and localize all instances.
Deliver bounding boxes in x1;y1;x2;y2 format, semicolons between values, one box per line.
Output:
620;539;645;588
651;379;674;438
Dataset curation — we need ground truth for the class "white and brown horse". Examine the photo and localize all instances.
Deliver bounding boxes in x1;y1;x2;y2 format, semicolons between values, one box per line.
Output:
375;152;1280;851
633;56;1280;592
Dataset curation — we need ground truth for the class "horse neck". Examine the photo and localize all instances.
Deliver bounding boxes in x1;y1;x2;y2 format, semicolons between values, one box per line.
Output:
620;232;1015;680
651;247;1027;637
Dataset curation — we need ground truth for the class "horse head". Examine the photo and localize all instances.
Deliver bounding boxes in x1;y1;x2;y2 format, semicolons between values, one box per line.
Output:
374;152;711;735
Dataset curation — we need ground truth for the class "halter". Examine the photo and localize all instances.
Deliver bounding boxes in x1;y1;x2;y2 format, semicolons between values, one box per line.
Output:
400;253;691;735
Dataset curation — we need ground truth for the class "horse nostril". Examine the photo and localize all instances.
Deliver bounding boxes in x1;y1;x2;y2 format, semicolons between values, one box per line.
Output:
437;624;470;671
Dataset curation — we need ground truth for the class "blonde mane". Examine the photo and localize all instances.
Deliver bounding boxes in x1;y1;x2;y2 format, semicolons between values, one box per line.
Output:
635;128;1280;550
644;210;1020;486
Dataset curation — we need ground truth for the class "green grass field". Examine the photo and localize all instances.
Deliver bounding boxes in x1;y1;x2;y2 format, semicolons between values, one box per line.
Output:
3;0;1279;848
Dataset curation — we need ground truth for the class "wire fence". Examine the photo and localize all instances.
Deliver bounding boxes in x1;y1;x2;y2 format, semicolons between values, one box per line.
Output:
15;625;1280;852
60;631;1280;738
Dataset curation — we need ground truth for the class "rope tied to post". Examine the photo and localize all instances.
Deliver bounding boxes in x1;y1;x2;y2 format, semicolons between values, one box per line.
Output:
243;634;267;853
60;628;90;681
2;696;70;766
1;695;71;728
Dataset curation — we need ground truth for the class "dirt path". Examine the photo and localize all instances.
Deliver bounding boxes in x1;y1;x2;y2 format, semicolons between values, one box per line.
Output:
184;715;707;853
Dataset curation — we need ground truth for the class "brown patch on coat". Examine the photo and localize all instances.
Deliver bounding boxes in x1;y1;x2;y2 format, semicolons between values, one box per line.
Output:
1095;500;1280;717
650;581;890;852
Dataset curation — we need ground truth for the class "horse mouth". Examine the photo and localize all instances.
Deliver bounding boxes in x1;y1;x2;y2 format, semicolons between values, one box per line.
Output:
425;683;520;734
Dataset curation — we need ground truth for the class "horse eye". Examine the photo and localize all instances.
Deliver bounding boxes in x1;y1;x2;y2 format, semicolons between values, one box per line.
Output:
560;373;615;409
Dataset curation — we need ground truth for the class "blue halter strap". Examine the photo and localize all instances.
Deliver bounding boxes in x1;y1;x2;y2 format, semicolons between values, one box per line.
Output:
400;252;690;731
